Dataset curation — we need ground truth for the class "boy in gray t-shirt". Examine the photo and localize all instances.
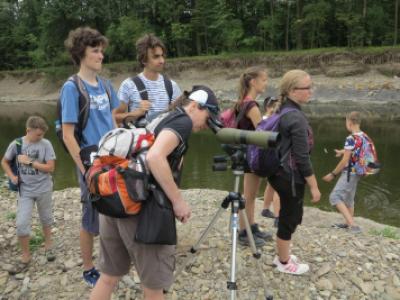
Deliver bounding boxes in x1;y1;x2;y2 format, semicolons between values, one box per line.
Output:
1;116;56;265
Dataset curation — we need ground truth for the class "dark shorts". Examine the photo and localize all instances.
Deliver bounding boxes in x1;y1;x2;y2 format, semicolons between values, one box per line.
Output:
77;168;99;235
98;214;175;290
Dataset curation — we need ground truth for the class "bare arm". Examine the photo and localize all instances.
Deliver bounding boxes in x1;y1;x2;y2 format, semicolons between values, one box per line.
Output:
62;123;85;174
246;106;262;128
322;149;352;182
146;130;191;223
305;174;321;203
17;155;55;173
113;101;151;124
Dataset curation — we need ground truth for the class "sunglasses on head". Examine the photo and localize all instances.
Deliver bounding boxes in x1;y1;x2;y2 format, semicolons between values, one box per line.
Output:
198;103;219;116
264;96;278;107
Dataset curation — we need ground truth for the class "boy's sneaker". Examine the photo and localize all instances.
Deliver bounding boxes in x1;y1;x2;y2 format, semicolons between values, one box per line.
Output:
331;223;349;229
238;230;265;247
83;267;100;288
273;256;309;275
348;225;362;234
261;209;275;219
251;223;273;241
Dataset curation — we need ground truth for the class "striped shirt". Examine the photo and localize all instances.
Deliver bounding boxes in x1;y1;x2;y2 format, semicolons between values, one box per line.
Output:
118;73;181;121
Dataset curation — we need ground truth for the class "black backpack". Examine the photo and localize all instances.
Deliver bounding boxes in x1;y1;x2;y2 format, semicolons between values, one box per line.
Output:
8;137;22;192
55;75;111;152
131;75;173;107
127;75;173;128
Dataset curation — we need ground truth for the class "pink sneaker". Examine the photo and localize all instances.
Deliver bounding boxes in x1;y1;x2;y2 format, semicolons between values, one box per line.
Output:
273;256;309;275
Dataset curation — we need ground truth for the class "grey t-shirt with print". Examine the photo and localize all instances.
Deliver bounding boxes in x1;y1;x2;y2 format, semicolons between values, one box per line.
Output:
4;138;56;194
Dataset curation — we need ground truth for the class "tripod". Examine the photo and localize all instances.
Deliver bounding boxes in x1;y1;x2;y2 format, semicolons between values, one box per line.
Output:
175;146;273;300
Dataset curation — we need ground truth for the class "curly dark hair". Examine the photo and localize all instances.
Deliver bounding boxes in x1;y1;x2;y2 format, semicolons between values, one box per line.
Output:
64;27;108;66
135;34;166;68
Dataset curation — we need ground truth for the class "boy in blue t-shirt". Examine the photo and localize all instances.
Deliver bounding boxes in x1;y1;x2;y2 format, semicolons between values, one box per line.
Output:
322;111;365;234
60;27;119;287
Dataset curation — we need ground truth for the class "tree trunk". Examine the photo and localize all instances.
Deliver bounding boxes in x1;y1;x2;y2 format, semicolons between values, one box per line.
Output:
285;1;291;51
363;0;367;46
395;0;399;45
296;0;303;49
270;0;274;50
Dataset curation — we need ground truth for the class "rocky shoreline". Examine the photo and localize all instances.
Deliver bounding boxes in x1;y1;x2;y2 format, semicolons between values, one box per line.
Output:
0;187;399;300
1;68;400;119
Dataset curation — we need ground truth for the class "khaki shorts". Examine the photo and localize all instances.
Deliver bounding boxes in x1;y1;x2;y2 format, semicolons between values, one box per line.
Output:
98;214;176;290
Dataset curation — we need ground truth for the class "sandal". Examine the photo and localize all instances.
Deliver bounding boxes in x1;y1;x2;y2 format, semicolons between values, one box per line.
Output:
9;260;31;275
45;248;56;262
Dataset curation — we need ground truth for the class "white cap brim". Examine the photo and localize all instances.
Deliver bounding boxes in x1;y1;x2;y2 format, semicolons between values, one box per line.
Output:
189;90;208;105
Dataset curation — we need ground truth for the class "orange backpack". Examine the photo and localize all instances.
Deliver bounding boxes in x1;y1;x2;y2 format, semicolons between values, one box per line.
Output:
85;129;154;218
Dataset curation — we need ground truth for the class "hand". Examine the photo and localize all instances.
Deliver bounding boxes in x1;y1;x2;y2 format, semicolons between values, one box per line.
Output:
172;199;191;224
310;187;321;204
139;100;152;111
322;173;335;182
17;155;31;165
334;149;344;157
10;175;18;185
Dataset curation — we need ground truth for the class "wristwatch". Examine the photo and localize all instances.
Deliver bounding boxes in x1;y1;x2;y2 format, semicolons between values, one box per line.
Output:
28;161;33;167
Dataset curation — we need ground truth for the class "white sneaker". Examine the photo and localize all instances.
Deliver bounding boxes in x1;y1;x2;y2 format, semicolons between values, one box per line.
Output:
274;256;309;275
273;255;298;265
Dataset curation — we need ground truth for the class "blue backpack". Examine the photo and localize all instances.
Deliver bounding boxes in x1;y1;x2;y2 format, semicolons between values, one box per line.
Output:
247;107;296;177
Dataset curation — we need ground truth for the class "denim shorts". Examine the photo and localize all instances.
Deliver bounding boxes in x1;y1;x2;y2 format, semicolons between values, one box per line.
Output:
329;172;361;208
77;168;99;235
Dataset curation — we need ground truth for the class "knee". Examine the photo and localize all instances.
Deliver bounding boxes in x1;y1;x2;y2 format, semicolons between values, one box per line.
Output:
99;273;120;289
40;216;54;227
277;214;302;240
16;220;31;236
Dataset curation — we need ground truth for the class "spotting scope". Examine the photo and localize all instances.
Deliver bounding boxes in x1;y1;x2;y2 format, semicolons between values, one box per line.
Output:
215;128;280;149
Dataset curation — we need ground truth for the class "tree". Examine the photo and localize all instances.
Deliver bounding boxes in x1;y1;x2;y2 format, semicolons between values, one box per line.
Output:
395;0;399;45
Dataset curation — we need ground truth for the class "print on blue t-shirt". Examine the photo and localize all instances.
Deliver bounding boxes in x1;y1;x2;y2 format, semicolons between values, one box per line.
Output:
61;77;119;148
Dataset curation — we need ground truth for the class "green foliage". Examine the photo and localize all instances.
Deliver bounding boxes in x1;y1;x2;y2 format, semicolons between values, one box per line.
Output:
29;228;45;252
1;0;399;70
369;227;400;240
6;212;16;221
106;16;150;62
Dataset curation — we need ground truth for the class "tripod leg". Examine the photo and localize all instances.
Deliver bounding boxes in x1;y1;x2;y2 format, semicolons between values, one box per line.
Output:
174;206;226;279
228;200;240;300
239;210;258;253
239;210;274;299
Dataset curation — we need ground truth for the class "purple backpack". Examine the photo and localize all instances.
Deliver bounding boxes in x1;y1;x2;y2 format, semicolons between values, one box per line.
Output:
247;107;296;177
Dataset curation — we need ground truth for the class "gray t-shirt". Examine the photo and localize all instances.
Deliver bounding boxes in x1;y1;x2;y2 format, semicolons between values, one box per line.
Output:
4;137;56;194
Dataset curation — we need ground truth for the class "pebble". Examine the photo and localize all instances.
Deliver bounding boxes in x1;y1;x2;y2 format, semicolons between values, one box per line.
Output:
0;187;399;299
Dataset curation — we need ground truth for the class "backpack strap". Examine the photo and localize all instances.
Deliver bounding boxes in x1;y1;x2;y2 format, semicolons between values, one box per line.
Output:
163;75;173;103
14;137;23;193
132;76;148;101
70;75;91;131
98;76;112;105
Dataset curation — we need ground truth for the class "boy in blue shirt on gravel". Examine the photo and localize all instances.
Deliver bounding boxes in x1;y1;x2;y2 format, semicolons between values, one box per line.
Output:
60;27;119;287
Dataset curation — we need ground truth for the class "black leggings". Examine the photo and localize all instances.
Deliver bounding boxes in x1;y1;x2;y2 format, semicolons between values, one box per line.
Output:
268;174;305;241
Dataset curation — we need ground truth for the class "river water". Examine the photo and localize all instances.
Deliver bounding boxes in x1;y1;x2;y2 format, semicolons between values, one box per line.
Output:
1;102;399;227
